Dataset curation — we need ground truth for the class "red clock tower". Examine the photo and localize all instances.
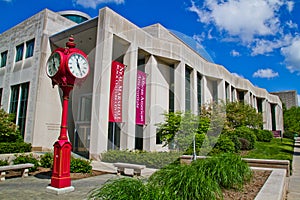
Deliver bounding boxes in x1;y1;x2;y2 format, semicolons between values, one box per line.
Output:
46;36;89;193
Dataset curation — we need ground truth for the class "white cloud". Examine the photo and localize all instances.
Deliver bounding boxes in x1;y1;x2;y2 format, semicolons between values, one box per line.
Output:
281;37;300;74
232;73;244;78
230;50;241;57
286;1;294;12
253;68;279;79
1;0;12;2
189;0;285;43
73;0;124;9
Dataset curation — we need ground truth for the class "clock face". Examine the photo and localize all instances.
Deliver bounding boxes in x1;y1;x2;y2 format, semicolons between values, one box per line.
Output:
46;52;61;77
67;53;89;78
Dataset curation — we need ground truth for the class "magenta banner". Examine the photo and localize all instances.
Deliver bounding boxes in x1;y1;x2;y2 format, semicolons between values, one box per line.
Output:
136;70;146;125
109;61;125;122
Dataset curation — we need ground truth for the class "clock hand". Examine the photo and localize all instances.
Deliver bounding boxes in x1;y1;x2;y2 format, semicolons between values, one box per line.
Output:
76;57;83;76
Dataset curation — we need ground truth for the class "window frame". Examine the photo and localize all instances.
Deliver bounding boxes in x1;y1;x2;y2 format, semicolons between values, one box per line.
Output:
0;51;8;68
25;39;35;58
15;43;24;62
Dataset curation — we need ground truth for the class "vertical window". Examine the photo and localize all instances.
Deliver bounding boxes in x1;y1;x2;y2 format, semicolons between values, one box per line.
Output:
15;44;24;62
9;82;29;138
257;98;263;113
185;66;191;111
271;104;276;131
197;73;202;111
25;39;35;58
135;125;143;150
0;51;8;68
212;80;218;102
169;65;174;112
225;82;229;101
0;88;2;107
79;95;92;121
107;122;120;150
238;91;244;102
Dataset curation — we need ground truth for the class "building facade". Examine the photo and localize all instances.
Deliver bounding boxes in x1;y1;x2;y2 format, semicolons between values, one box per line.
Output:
0;7;283;160
271;90;298;109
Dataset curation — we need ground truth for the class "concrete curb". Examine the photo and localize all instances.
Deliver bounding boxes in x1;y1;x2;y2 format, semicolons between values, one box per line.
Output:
254;167;287;200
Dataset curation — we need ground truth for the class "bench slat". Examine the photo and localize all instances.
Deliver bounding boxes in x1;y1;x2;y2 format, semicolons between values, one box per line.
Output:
0;163;34;172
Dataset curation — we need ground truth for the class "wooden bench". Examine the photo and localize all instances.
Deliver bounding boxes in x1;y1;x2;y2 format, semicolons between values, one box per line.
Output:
113;162;146;176
0;163;34;181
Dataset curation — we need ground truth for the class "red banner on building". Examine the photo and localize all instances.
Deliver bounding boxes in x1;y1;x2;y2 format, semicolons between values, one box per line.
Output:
136;70;146;125
109;61;125;122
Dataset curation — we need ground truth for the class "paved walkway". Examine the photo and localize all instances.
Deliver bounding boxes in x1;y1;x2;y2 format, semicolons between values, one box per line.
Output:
0;161;157;200
287;137;300;199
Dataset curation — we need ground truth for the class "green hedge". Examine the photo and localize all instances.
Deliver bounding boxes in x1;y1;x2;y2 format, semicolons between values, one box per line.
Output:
13;154;39;172
0;142;31;154
255;129;273;142
101;150;182;169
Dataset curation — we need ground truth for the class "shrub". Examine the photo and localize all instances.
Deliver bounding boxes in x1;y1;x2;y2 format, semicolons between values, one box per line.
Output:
284;131;297;140
70;157;92;173
40;152;53;168
234;126;256;150
0;109;22;143
101;150;182;169
193;153;252;189
239;138;251;150
210;135;235;155
185;133;205;155
229;135;241;152
0;142;31;154
88;177;148;200
0;159;9;166
148;163;222;200
255;129;273;142
13;154;39;172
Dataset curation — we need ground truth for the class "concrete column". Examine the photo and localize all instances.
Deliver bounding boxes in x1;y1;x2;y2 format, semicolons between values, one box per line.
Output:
89;13;114;160
191;69;198;114
202;76;210;105
121;44;138;150
174;62;185;112
144;55;157;151
218;79;226;103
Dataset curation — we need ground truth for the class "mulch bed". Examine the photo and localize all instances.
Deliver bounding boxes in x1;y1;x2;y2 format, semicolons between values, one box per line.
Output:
223;170;271;200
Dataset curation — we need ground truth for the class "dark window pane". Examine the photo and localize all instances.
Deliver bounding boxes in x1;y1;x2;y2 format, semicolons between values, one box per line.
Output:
1;51;8;67
25;39;35;58
16;44;24;62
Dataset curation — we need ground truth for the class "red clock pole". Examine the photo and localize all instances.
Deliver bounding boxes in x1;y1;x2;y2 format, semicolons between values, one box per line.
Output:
50;85;73;189
46;36;89;194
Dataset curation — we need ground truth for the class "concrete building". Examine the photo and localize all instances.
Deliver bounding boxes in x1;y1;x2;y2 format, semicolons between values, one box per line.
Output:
0;7;283;159
271;90;298;109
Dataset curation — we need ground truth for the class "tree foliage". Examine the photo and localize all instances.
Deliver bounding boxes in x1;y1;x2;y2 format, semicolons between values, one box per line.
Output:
0;109;22;142
284;106;300;133
156;111;210;151
225;101;263;129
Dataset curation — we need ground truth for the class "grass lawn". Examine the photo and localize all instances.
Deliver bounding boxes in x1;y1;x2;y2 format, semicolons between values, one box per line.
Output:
242;138;294;164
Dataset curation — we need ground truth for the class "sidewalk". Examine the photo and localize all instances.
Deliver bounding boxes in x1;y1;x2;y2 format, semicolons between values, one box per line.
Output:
0;161;157;200
287;137;300;199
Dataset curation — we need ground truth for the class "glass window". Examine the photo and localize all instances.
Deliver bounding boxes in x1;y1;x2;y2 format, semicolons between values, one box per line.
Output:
0;51;8;68
15;44;24;62
185;66;191;111
0;88;2;108
9;82;29;138
25;39;35;58
197;73;202;111
79;95;92;121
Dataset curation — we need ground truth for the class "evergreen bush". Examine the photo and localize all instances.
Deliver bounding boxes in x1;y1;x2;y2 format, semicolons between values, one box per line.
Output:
0;142;31;154
13;154;39;172
255;129;273;142
0;159;9;166
40;152;53;168
70;157;92;173
234;126;256;150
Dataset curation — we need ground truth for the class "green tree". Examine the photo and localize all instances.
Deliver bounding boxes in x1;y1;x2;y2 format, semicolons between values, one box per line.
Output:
284;106;300;133
0;109;22;142
225;101;263;129
156;111;210;151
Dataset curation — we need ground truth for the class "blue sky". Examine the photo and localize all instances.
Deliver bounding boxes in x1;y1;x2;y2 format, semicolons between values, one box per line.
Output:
1;0;300;105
